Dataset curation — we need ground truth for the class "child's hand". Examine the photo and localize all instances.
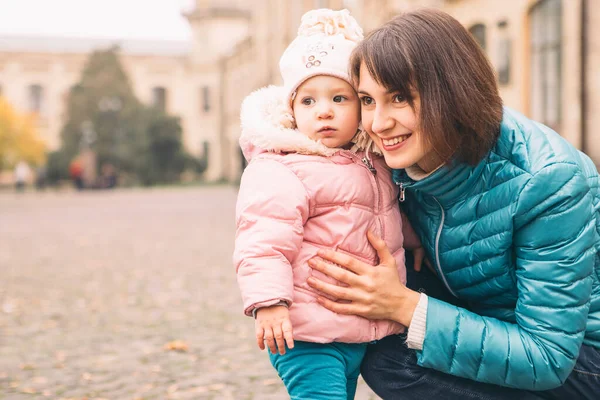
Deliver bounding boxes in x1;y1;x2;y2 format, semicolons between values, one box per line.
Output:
255;305;294;355
413;247;434;273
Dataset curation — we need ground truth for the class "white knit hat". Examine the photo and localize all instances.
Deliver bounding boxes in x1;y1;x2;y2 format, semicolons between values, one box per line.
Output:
279;9;364;107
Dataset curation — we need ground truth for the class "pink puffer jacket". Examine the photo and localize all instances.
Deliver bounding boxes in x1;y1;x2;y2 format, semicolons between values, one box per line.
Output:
234;86;418;344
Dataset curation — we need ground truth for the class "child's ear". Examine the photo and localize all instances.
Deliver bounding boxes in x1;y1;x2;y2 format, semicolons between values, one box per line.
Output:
279;107;296;129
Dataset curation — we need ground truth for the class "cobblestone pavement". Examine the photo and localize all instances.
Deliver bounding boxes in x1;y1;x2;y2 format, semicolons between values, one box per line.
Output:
0;187;381;400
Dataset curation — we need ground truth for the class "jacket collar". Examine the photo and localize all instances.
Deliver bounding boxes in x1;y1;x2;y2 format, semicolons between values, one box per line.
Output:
391;107;536;206
392;156;488;206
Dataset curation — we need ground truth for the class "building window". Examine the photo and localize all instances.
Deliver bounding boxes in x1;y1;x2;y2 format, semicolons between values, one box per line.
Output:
529;0;562;132
496;20;511;85
152;86;167;111
468;23;487;51
28;84;44;113
202;86;210;113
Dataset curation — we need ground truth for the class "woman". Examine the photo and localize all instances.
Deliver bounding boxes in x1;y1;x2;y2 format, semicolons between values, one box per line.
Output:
306;8;600;399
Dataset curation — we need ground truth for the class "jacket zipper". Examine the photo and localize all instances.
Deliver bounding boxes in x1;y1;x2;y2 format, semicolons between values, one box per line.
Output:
357;153;383;340
396;179;456;297
361;156;380;209
432;197;457;297
397;182;406;202
361;155;384;240
341;151;381;215
361;156;377;175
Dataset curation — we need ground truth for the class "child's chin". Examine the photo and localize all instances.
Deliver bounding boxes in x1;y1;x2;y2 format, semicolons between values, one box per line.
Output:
321;138;341;148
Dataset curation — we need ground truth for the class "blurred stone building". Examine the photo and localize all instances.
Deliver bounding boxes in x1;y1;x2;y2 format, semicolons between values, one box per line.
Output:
215;0;600;181
0;0;598;182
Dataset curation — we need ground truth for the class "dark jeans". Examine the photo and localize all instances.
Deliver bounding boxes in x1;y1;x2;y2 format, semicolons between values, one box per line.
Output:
361;253;600;400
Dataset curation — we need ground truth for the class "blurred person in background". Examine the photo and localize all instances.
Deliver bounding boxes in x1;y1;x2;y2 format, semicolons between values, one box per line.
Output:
69;157;84;190
307;8;600;400
14;160;30;192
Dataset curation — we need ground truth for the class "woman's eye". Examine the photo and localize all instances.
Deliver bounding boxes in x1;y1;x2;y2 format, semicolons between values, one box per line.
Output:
393;94;407;103
333;95;346;103
301;98;315;106
360;96;374;106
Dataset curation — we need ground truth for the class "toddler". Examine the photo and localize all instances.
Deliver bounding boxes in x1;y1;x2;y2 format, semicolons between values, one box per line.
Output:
234;9;417;399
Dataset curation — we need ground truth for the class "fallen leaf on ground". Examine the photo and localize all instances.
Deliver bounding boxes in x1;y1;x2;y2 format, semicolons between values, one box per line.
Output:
163;340;189;352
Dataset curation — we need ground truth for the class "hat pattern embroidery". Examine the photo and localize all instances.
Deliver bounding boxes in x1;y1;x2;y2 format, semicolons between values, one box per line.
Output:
303;42;335;68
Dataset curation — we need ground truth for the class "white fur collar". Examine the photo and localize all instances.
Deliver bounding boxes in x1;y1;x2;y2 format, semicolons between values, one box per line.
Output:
239;85;380;160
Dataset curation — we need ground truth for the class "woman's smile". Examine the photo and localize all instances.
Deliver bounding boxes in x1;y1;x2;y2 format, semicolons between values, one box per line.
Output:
381;133;412;151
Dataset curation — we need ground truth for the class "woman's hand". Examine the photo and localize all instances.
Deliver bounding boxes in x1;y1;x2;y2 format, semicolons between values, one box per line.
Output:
307;231;421;327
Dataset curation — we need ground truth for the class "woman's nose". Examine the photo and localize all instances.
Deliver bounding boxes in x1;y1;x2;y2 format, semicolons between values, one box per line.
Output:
371;107;392;133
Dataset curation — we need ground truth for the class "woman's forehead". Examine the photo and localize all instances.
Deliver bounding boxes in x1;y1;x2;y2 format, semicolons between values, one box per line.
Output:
357;63;415;97
357;63;383;91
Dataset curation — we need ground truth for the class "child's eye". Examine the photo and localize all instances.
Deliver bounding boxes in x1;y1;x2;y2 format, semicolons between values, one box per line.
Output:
360;96;374;106
333;95;346;103
392;94;407;103
301;98;315;106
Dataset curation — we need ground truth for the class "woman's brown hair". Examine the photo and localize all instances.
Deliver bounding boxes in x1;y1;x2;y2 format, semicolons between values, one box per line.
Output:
350;8;503;165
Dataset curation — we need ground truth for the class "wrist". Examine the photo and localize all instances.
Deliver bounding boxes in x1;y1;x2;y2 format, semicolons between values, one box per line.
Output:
391;288;420;327
252;300;289;319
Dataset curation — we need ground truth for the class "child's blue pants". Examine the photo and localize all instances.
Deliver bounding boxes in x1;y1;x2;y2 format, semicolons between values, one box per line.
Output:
268;341;368;400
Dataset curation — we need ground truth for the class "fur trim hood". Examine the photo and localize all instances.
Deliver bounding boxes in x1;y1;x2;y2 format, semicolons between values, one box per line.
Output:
239;85;380;161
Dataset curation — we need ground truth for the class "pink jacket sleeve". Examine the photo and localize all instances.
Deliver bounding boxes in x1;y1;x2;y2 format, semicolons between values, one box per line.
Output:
401;210;421;249
233;158;310;316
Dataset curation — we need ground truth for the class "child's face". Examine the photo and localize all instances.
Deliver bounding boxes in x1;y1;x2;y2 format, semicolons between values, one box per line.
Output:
358;63;437;172
292;75;360;149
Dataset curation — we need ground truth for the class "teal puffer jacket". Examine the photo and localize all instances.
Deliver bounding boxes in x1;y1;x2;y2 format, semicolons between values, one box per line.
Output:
394;107;600;390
